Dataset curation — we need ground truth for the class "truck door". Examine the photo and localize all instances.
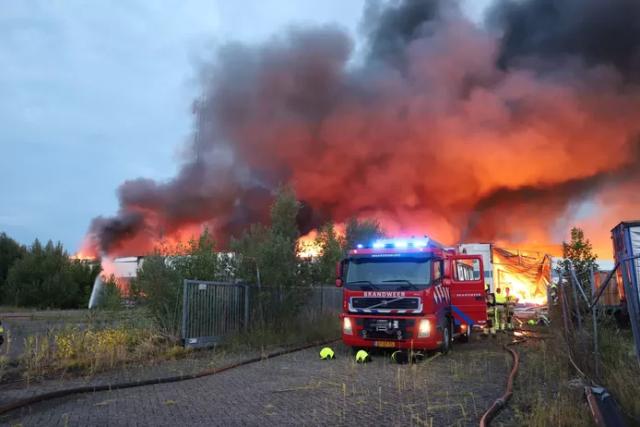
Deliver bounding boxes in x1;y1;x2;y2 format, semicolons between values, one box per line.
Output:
446;255;487;327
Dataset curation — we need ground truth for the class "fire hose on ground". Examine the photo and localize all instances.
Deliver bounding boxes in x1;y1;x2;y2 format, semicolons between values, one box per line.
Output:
0;337;340;417
479;337;524;427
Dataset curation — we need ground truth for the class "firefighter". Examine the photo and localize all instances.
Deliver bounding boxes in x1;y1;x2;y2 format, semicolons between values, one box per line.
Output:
483;285;496;337
355;349;371;363
549;282;558;305
319;347;335;360
494;287;507;332
505;287;515;330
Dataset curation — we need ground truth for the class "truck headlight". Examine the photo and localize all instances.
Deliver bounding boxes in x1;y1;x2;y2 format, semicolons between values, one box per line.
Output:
343;317;353;335
418;319;431;338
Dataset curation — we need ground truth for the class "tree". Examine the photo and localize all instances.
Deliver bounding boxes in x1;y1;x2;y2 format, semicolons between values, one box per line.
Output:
270;185;300;245
312;222;345;284
344;217;385;251
132;228;221;336
231;186;301;288
5;239;99;309
562;227;598;287
97;275;123;310
0;232;26;304
230;187;304;329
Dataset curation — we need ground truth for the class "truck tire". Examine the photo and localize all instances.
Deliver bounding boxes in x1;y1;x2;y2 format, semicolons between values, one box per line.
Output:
440;322;451;354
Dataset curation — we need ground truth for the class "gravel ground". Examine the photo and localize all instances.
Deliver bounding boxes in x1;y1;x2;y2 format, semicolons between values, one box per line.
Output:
1;336;511;426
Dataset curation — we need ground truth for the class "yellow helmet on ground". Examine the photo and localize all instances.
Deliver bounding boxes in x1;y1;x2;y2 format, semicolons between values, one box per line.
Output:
319;347;335;360
355;349;371;363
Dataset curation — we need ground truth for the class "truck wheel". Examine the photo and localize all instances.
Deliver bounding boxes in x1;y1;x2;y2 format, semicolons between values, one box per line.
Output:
440;323;451;354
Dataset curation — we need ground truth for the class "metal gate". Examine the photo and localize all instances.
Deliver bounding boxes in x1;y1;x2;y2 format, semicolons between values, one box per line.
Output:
181;280;249;348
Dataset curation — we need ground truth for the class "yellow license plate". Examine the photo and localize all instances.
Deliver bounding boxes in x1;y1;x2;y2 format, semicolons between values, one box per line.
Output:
374;341;396;348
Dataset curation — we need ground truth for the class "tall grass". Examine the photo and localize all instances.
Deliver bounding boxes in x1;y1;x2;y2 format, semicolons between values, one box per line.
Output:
225;312;339;352
597;324;640;423
510;333;592;427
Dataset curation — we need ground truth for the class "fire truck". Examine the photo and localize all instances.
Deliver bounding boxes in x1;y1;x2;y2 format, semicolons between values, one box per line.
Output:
336;237;487;353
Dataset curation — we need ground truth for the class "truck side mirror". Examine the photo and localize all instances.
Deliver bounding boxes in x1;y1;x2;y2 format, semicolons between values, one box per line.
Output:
335;261;344;287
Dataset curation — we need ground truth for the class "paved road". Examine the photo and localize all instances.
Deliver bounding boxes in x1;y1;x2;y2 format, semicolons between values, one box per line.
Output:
1;338;510;426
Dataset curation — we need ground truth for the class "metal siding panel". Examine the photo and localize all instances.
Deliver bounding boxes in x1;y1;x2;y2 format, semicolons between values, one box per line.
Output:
630;226;640;301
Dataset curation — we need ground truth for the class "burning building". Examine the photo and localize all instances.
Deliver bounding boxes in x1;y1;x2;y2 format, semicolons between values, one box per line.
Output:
79;0;640;269
459;243;553;305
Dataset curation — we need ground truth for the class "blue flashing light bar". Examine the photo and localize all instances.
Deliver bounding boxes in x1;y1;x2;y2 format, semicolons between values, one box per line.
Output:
359;237;437;250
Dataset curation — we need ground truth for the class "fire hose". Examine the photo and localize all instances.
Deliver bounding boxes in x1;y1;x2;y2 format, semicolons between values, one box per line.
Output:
479;337;524;427
0;337;339;417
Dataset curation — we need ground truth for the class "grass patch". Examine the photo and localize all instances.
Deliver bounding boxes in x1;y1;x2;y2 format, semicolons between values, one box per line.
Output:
20;324;170;381
4;309;339;383
225;313;339;352
3;308;177;382
505;301;594;426
596;322;640;423
508;330;592;427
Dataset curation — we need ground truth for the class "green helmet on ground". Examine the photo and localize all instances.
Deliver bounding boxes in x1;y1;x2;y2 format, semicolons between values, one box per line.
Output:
319;347;335;360
355;349;371;363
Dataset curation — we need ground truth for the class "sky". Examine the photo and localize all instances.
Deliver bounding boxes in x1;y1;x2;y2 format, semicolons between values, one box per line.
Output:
0;0;492;252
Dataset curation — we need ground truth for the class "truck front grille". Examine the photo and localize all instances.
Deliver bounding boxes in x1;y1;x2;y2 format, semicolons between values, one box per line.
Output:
357;318;415;340
349;297;421;313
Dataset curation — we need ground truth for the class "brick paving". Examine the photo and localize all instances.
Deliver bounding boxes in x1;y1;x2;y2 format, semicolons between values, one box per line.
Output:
1;338;510;426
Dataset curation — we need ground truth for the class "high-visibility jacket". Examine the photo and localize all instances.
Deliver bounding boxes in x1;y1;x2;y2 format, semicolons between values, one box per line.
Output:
495;292;507;304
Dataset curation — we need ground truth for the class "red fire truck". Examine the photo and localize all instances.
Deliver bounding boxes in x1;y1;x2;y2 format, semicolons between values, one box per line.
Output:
336;237;487;353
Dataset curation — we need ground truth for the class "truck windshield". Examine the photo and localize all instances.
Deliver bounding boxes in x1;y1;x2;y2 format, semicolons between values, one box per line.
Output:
345;258;432;290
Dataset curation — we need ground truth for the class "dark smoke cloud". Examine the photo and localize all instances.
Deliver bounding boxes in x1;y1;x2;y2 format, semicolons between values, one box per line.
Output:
363;0;443;64
493;0;640;79
85;0;640;256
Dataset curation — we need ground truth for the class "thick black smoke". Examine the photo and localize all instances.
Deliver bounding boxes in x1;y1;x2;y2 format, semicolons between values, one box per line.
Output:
493;0;640;79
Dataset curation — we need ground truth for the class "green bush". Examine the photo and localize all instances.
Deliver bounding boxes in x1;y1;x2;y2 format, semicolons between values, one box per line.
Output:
5;239;99;309
131;229;222;336
97;275;123;310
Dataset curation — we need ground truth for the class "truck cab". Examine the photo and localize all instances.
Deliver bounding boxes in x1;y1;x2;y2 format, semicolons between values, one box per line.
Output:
337;238;487;353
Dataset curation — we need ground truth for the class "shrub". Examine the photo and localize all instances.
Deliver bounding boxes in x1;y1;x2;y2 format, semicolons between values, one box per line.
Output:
132;229;222;337
5;239;99;309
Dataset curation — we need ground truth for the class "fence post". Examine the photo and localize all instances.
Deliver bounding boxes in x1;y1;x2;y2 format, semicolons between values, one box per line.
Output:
590;267;600;378
569;272;583;330
181;279;189;344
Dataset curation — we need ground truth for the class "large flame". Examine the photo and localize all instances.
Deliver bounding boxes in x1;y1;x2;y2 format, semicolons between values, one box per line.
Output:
493;247;552;305
297;231;323;259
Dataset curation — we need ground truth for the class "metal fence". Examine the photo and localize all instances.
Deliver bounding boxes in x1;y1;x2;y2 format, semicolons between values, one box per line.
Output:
181;281;342;348
181;280;249;348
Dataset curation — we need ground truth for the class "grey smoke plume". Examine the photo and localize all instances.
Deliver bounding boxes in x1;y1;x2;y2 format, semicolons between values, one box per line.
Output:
86;0;640;256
